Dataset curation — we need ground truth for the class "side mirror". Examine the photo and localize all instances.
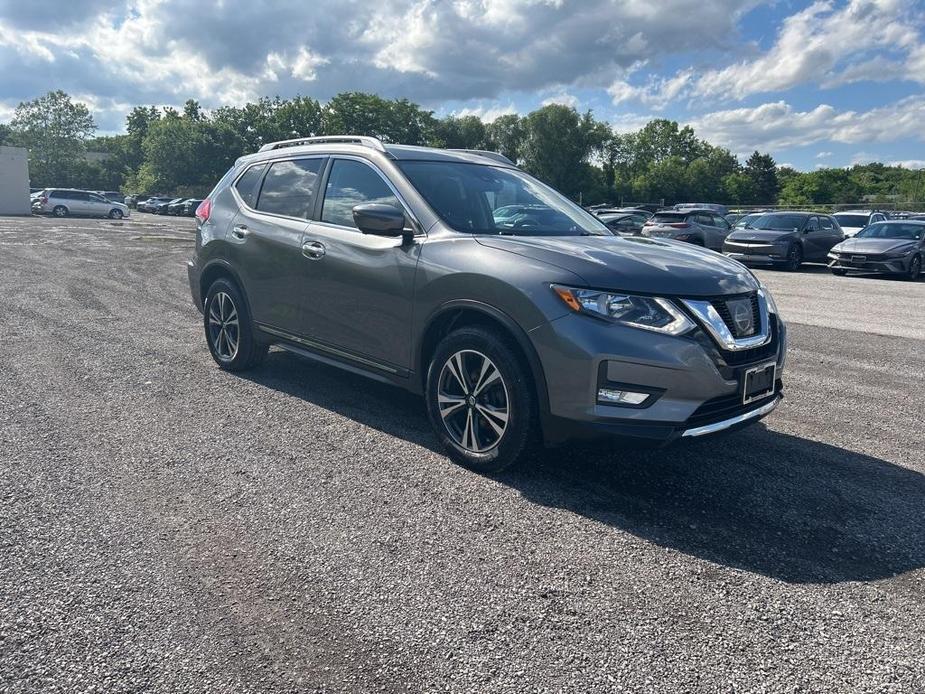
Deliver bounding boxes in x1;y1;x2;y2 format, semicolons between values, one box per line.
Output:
353;203;407;238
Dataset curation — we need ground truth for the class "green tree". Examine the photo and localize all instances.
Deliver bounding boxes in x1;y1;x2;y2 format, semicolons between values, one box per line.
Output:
10;90;96;186
520;105;607;198
322;92;435;144
485;114;525;164
0;123;12;145
432;115;487;149
745;151;779;203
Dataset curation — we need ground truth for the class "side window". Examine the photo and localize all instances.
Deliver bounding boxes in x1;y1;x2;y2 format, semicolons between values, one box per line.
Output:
820;217;834;230
321;159;402;229
234;163;267;209
712;214;730;229
256;159;323;219
89;193;107;203
805;217;819;231
71;191;90;201
693;213;712;226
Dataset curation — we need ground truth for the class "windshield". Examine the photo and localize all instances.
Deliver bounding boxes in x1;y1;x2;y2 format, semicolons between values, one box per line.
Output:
833;214;869;228
397;161;611;236
856;223;924;240
752;214;808;231
735;213;764;228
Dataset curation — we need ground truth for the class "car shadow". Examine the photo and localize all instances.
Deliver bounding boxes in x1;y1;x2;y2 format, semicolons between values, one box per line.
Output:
240;349;925;585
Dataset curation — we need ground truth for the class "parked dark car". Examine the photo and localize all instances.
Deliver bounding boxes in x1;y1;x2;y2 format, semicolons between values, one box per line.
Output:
138;196;172;213
597;211;650;236
181;198;204;216
674;202;729;217
641;209;733;250
167;198;192;215
828;220;924;280
723;212;844;271
152;198;183;215
187;136;786;472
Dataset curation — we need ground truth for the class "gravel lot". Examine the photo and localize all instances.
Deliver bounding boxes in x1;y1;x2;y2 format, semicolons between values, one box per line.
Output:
1;214;923;693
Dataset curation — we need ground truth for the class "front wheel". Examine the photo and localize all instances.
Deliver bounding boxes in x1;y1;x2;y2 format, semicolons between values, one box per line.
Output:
108;209;123;220
52;205;68;217
906;255;921;281
203;279;267;371
784;243;803;271
426;327;536;473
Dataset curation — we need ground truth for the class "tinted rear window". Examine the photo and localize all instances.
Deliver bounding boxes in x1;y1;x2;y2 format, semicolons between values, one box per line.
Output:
256;159;323;219
649;213;686;223
833;214;869;228
234;163;266;208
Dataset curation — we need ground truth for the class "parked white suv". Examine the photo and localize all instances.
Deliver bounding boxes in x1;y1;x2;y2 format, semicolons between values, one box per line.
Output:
832;210;886;238
33;189;130;219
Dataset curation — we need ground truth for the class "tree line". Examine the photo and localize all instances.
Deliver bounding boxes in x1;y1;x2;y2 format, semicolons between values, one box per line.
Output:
2;90;924;207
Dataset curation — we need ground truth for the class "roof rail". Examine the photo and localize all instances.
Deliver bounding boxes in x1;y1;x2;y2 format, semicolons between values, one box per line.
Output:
258;135;387;153
448;149;515;165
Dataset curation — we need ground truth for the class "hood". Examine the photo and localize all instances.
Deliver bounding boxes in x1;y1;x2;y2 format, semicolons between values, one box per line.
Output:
727;229;797;243
476;235;758;297
833;237;918;254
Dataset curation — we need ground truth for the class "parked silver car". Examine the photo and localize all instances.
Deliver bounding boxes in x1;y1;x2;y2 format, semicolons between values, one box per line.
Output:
641;209;733;250
828;220;924;280
33;189;130;219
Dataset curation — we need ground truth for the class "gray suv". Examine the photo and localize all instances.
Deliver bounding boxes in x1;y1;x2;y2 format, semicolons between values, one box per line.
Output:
188;136;786;472
641;209;733;250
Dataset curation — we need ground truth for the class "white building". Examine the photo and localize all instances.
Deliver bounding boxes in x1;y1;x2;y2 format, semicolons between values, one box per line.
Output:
0;146;31;215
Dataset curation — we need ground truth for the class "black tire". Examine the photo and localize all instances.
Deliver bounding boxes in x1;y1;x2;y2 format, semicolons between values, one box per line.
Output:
831;268;847;276
52;205;68;218
426;326;536;473
784;243;803;271
108;209;123;220
906;255;921;281
203;278;267;372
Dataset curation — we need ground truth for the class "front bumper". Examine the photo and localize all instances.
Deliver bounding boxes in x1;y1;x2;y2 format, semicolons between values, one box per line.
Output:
827;254;911;274
530;311;786;446
723;247;787;266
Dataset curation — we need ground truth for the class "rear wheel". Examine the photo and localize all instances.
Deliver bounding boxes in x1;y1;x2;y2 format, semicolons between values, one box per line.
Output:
906;255;921;281
52;205;68;218
108;209;123;220
426;327;535;473
784;243;803;271
203;279;267;371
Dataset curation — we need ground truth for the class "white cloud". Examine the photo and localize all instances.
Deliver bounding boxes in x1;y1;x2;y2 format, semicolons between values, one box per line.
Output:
453;103;518;122
816;151;833;158
695;0;923;99
888;159;925;169
540;92;579;108
689;96;925;152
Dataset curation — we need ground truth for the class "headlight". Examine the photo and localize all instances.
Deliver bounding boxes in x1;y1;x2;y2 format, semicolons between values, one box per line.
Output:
551;285;695;335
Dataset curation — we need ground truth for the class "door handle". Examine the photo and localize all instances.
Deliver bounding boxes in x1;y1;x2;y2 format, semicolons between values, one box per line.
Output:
302;240;326;260
231;224;250;239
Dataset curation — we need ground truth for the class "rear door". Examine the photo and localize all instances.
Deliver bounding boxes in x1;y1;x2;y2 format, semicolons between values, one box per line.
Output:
298;156;421;371
227;158;325;337
701;213;732;250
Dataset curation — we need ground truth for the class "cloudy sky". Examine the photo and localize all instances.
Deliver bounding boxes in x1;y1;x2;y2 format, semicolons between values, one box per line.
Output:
1;0;923;170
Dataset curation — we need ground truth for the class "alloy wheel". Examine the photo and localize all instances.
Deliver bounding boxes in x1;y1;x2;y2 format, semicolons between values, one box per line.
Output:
437;350;510;453
208;291;240;361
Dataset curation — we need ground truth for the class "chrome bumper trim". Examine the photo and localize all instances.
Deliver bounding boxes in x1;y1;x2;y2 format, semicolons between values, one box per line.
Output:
681;396;781;438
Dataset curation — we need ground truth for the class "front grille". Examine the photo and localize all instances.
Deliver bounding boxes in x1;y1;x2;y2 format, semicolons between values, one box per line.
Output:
685;379;782;429
839;252;885;261
710;293;760;338
689;317;780;372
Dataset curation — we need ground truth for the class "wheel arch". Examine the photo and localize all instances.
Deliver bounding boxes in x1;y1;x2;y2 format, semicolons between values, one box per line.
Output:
199;260;252;316
417;300;551;420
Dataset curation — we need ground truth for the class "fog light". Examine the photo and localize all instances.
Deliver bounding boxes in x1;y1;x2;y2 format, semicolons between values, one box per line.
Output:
597;388;650;405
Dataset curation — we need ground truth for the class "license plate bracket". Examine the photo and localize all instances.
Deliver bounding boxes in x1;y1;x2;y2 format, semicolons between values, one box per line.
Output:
742;361;776;405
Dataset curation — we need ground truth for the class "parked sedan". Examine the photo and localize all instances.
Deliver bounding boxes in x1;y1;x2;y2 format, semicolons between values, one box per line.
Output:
641;209;732;250
723;212;843;271
167;198;192;215
828;220;924;280
152;198;184;215
597;211;650;236
181;199;204;216
138;196;172;213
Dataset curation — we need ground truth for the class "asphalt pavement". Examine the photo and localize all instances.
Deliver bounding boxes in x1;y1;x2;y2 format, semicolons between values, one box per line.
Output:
1;215;923;693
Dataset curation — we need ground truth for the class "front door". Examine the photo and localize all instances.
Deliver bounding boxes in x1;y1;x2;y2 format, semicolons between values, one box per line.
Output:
298;157;420;372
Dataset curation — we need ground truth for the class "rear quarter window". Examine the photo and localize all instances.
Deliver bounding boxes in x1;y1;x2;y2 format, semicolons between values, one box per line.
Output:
234;163;267;209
